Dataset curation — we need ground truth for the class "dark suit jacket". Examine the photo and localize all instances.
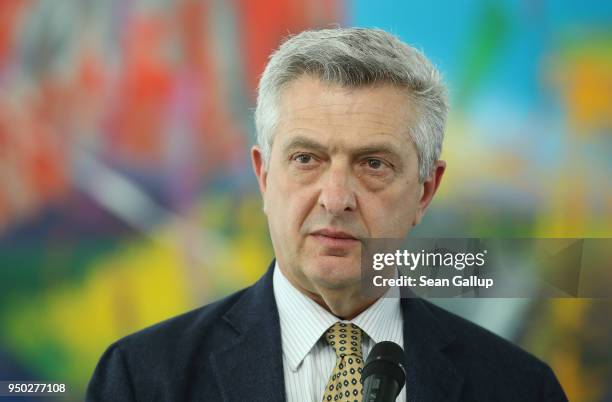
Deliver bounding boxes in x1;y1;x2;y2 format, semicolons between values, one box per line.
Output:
87;261;568;401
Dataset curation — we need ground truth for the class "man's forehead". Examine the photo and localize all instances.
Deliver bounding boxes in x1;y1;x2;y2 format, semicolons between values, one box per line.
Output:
277;77;413;135
277;75;414;118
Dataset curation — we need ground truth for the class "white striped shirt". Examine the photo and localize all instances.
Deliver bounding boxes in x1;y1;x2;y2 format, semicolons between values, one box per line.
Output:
273;262;405;402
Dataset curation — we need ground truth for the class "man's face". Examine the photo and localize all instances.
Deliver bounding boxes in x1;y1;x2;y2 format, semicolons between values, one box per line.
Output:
252;75;443;297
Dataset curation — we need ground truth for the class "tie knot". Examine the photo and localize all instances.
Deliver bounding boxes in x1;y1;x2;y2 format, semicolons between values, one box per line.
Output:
324;322;363;358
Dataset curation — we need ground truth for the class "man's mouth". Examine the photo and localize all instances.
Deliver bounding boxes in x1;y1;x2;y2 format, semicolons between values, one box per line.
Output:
310;228;360;249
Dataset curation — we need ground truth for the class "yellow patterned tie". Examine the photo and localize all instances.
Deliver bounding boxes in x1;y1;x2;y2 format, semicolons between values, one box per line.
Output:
322;322;364;402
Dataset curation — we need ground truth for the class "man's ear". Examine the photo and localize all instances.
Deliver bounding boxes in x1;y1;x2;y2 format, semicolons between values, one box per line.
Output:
413;160;446;226
251;145;268;210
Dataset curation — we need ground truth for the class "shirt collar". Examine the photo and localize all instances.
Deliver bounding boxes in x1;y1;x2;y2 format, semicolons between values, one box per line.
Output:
351;286;403;345
273;261;402;371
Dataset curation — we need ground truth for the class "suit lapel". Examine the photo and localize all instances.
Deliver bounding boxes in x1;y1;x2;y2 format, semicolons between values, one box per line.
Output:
210;263;286;402
208;263;464;402
401;298;464;402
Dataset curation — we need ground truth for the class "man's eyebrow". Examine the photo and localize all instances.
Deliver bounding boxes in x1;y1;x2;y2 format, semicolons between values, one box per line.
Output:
351;144;401;158
282;136;327;154
283;136;404;159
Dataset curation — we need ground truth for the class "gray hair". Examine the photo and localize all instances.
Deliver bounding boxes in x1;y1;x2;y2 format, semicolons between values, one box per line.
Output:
254;27;448;182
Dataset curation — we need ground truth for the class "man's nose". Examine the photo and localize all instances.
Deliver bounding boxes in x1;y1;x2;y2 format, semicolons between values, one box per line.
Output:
318;164;357;216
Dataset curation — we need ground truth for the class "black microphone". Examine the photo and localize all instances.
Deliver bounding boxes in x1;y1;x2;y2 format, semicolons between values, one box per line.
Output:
361;341;407;402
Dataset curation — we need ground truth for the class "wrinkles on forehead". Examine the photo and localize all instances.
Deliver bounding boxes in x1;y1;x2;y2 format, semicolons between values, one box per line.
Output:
272;75;419;173
278;76;414;133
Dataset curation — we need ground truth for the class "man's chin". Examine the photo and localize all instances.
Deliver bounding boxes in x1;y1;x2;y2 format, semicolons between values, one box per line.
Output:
305;257;362;290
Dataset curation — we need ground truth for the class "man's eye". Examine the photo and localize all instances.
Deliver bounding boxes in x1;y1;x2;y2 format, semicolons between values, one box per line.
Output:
366;158;384;169
294;154;313;164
